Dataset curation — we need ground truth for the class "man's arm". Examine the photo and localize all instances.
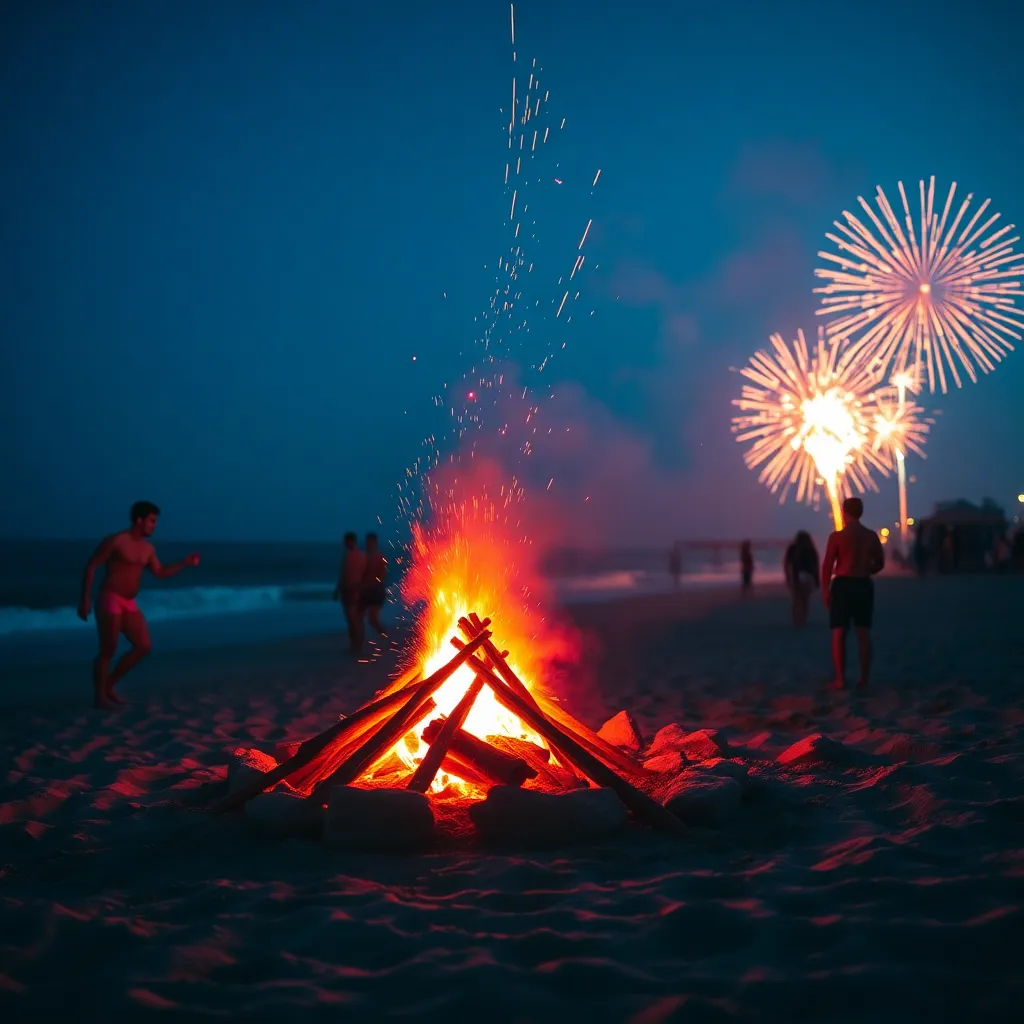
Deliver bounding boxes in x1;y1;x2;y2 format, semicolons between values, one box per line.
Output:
147;550;200;578
79;535;118;618
870;532;886;575
820;533;838;602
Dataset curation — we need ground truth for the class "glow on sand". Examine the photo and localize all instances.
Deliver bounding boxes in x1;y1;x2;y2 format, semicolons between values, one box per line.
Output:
814;177;1024;394
732;329;887;530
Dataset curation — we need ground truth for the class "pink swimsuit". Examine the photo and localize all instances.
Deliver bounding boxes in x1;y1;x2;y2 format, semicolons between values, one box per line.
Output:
100;591;139;615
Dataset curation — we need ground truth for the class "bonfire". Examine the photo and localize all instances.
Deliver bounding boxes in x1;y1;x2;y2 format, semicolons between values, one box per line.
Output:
212;517;684;839
215;611;680;836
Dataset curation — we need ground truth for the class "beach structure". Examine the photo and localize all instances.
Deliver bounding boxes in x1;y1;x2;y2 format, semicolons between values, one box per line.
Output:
914;499;1010;573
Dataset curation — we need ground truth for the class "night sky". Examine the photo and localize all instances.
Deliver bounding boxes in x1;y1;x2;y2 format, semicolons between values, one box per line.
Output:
3;0;1022;544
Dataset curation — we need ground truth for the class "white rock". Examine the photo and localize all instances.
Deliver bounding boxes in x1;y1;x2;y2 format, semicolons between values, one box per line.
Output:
646;723;688;757
228;748;278;796
244;791;324;838
693;757;749;785
470;786;627;847
664;775;742;827
324;786;435;852
679;729;731;761
643;751;685;774
597;711;644;752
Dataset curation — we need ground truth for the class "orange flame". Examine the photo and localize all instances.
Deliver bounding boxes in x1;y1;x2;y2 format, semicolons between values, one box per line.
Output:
386;487;575;794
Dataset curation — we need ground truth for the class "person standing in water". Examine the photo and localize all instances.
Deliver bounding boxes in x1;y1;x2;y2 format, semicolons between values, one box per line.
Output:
360;533;389;643
740;540;754;595
784;530;820;626
821;496;885;688
668;542;683;591
77;501;200;709
332;532;366;655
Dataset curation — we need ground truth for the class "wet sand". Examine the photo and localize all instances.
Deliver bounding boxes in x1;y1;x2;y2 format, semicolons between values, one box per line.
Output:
2;574;1023;1022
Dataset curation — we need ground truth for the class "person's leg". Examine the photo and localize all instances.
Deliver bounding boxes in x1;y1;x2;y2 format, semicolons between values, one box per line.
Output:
107;611;152;700
345;599;364;653
855;628;872;687
367;605;387;638
831;628;847;687
796;587;809;626
93;610;121;709
828;579;849;687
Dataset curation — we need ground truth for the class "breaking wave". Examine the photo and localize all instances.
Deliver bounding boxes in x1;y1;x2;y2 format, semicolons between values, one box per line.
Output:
0;583;336;636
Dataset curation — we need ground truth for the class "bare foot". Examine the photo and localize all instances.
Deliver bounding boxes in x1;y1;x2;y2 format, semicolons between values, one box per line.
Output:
94;694;117;710
106;688;127;705
829;679;847;690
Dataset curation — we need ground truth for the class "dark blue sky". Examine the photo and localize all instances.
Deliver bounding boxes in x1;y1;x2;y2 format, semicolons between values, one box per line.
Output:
2;0;1022;543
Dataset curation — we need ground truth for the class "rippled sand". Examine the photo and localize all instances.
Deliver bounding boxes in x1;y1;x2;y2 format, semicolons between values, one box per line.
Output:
2;575;1023;1022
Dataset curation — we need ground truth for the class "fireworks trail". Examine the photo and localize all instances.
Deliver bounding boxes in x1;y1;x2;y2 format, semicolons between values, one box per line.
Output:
815;176;1024;393
731;328;889;530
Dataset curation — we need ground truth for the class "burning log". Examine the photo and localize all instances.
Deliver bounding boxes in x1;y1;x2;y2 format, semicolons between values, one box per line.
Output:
287;690;427;795
452;630;642;779
462;614;540;712
423;719;537;788
486;735;549;763
440;751;491;788
484;734;582;791
307;629;492;801
211;681;424;814
408;677;485;793
373;664;423;701
463;652;687;836
536;698;645;778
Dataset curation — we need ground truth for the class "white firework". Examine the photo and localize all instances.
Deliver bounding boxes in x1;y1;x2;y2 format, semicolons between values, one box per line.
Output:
815;177;1024;393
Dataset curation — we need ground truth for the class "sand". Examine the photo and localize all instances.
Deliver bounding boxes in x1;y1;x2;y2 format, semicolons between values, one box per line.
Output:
2;575;1023;1022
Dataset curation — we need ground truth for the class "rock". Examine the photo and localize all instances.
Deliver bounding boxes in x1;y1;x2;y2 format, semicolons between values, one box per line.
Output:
777;733;849;767
324;786;435;852
643;751;685;774
597;711;643;752
664;774;742;827
873;733;941;762
228;747;279;796
679;729;731;761
244;791;324;839
646;723;689;757
470;786;627;847
272;740;303;763
693;757;749;786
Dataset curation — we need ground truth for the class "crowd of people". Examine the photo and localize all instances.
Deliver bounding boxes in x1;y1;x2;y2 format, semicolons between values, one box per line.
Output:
671;497;886;689
332;531;390;658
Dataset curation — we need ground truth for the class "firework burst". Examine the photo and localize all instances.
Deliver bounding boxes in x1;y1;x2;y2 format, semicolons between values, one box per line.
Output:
732;328;888;529
814;176;1024;394
867;379;931;465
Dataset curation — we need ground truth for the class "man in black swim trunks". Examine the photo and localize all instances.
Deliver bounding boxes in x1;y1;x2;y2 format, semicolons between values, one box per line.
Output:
360;532;389;644
821;496;885;688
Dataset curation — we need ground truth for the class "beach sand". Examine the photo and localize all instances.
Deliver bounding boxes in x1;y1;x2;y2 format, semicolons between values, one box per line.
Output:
2;575;1023;1022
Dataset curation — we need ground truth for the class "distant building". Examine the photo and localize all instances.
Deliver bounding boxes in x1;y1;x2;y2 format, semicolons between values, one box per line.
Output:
914;498;1009;573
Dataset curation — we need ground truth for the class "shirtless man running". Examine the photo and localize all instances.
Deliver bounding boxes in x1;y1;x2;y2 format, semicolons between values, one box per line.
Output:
77;501;200;708
820;496;885;688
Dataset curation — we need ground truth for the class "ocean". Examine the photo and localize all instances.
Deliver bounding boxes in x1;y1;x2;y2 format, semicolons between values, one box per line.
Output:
0;539;346;636
0;538;784;669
